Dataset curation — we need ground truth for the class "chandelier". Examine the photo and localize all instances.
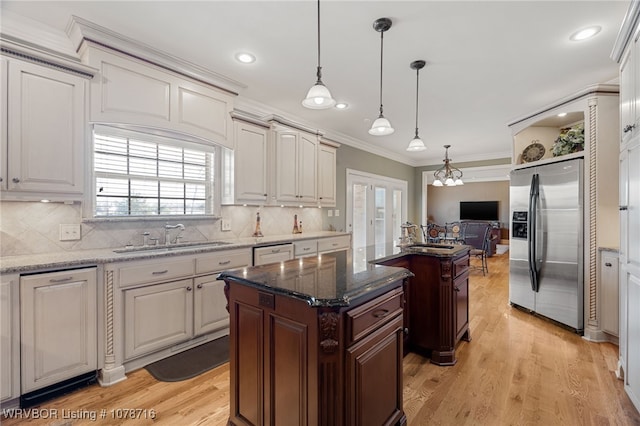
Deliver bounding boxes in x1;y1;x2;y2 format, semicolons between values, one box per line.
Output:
433;145;464;186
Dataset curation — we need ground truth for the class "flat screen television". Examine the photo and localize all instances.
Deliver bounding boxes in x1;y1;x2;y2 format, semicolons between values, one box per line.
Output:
460;201;499;221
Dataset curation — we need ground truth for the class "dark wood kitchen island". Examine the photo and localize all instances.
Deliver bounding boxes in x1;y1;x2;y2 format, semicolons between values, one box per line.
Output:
219;250;413;426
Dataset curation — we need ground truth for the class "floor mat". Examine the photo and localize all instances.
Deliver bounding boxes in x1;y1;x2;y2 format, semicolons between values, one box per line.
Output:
145;335;229;382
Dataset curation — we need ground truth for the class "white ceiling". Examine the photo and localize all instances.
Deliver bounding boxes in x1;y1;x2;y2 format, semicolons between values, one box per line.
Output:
1;1;630;166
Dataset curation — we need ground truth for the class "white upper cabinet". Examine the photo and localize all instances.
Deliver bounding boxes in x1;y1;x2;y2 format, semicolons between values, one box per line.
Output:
318;143;337;207
274;129;318;205
230;119;269;204
3;58;87;198
620;46;636;144
82;46;235;149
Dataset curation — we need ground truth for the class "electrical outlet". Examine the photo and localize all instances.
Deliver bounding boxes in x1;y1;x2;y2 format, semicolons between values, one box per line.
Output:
221;219;231;231
327;210;333;217
59;224;81;241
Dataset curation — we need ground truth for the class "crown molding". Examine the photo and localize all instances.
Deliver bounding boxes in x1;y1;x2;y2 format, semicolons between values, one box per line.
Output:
611;0;640;63
507;83;619;128
66;15;245;94
235;96;415;166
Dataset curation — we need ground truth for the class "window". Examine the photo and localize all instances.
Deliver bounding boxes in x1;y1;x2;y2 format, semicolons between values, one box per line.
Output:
92;126;216;217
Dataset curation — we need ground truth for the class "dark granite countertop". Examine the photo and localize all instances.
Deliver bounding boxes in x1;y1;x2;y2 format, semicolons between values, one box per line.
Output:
218;242;470;308
219;249;413;307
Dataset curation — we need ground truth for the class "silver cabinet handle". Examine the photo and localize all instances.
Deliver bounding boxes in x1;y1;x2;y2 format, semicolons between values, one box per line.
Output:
303;247;311;251
623;124;636;133
152;270;168;275
196;284;203;289
12;178;20;183
49;276;73;283
271;248;281;253
620;206;628;211
186;286;192;291
218;260;231;265
605;262;612;267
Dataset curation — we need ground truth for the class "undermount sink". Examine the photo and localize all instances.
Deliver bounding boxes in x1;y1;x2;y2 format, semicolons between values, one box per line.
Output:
113;241;232;253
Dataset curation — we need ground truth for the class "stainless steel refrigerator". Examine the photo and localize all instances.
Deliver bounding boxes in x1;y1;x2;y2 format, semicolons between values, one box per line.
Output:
509;158;583;332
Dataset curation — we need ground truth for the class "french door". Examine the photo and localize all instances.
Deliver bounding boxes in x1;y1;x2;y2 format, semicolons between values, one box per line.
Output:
346;169;407;250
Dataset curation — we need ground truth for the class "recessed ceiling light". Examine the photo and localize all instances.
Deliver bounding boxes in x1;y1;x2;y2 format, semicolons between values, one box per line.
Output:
570;26;601;41
557;112;567;117
235;52;256;64
335;102;348;110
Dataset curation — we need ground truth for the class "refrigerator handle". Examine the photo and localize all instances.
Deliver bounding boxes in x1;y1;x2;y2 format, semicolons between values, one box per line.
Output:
528;173;540;292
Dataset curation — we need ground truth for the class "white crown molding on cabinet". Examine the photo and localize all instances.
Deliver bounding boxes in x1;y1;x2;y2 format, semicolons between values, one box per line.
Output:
66;15;245;95
611;1;640;62
0;10;97;77
508;83;619;130
229;110;271;129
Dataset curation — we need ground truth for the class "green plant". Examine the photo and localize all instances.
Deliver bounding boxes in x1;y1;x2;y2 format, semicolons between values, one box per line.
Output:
552;123;584;156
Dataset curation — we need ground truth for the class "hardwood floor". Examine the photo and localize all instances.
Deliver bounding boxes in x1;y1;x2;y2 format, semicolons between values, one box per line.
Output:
2;252;639;425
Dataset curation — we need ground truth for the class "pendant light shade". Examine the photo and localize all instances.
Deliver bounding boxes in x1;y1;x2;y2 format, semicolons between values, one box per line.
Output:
369;18;394;136
302;0;335;109
406;60;426;152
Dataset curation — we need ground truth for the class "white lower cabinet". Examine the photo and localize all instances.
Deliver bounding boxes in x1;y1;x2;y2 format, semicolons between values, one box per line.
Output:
1;274;19;403
600;250;619;337
119;248;251;362
194;276;229;336
124;279;194;360
20;268;97;394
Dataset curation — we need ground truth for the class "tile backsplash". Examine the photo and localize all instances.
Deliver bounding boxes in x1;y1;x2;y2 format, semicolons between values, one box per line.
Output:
0;201;323;256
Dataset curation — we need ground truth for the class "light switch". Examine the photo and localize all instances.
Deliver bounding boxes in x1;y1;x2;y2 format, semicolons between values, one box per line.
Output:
59;224;81;241
221;219;231;231
328;210;333;217
334;209;340;217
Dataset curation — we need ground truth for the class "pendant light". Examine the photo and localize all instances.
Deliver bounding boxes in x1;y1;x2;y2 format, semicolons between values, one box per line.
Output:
406;60;427;152
433;145;464;186
302;0;335;109
369;18;394;136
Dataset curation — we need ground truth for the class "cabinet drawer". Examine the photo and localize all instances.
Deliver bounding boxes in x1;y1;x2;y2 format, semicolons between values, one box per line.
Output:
294;240;318;257
453;254;469;278
346;287;403;345
195;248;252;274
318;235;350;253
253;244;294;266
118;258;194;288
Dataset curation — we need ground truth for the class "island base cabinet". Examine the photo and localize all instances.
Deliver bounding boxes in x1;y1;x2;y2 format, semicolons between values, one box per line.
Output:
20;268;97;394
225;279;406;426
345;316;406;426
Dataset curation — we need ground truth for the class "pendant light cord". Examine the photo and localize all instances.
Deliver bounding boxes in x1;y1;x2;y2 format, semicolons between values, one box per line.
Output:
378;30;384;116
415;67;420;137
316;0;322;82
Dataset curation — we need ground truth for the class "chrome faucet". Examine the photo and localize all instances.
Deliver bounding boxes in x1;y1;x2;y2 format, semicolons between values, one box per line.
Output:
164;223;185;245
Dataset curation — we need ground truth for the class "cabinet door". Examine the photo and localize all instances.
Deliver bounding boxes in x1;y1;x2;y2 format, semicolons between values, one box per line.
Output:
318;144;336;207
7;59;85;194
1;274;19;402
621;47;636;144
275;132;299;202
194;276;229;336
234;121;268;202
1;57;7;191
345;316;404;426
601;252;619;336
21;268;97;393
454;273;470;341
124;279;193;359
297;132;318;203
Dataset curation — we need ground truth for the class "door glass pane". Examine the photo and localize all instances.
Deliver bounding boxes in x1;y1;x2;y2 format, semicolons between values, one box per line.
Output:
393;189;402;244
352;183;368;249
375;186;386;246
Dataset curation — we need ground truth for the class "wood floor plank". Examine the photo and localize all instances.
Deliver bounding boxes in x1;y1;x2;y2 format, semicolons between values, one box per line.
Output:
2;253;639;425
